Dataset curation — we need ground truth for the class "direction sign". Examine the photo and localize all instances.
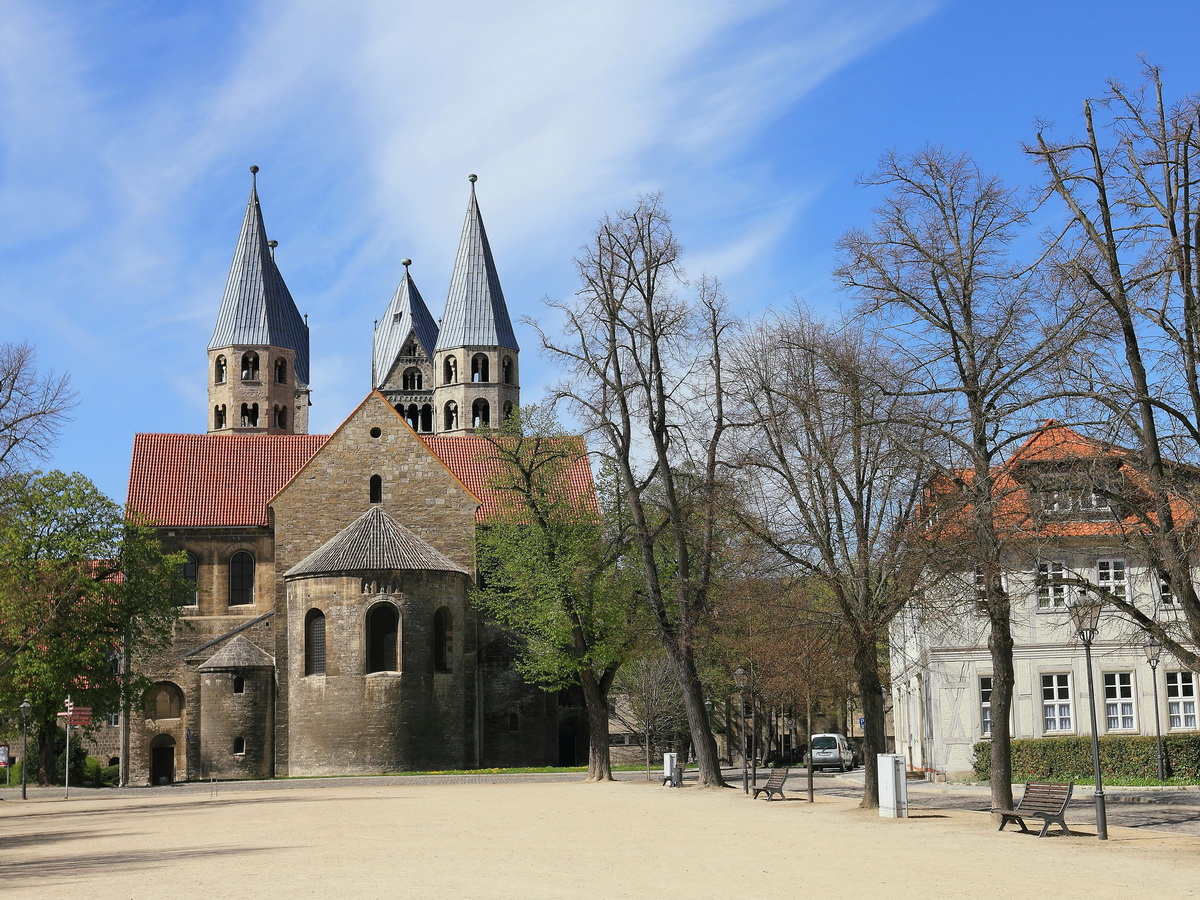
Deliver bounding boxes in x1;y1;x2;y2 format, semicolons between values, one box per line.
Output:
0;745;8;767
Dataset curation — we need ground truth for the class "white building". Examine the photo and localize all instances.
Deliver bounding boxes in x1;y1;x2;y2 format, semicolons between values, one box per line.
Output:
890;422;1197;779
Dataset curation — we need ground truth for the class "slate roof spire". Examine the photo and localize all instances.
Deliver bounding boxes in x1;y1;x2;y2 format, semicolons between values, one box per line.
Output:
434;175;519;352
208;166;311;386
373;258;439;388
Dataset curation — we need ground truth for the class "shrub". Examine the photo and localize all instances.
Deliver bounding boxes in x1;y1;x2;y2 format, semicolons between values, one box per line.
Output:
973;734;1200;781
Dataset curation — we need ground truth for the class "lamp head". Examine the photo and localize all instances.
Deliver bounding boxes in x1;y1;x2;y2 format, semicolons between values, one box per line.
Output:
1068;588;1102;642
19;699;31;719
1144;635;1163;666
733;667;747;690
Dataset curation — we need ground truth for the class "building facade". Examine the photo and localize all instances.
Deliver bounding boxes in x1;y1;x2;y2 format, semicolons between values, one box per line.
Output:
114;170;587;784
891;422;1198;779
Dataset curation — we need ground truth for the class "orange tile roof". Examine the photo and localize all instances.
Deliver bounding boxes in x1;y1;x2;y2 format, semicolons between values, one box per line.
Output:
923;420;1199;541
127;432;596;528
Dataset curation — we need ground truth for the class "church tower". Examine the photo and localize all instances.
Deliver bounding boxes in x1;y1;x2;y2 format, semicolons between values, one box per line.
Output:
372;260;439;433
207;166;311;435
431;175;520;434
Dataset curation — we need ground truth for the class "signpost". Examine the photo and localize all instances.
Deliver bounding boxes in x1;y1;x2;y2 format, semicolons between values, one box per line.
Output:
56;699;93;798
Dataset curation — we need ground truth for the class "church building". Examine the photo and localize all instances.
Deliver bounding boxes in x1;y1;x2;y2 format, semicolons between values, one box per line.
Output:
120;169;590;784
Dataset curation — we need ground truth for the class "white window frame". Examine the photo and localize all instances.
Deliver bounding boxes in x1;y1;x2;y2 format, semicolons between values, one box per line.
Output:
1042;673;1073;732
107;712;120;728
1167;671;1197;729
1103;672;1135;731
1097;558;1127;601
1037;561;1067;609
980;676;993;737
1159;571;1176;606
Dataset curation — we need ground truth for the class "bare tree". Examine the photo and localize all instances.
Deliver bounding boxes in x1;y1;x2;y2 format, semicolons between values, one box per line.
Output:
611;649;688;780
730;310;929;807
534;195;731;787
1028;65;1200;664
0;342;75;474
834;147;1090;811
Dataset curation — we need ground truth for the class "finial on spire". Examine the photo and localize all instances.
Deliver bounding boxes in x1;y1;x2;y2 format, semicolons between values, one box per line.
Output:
468;173;477;187
402;258;412;269
268;239;278;260
250;165;259;189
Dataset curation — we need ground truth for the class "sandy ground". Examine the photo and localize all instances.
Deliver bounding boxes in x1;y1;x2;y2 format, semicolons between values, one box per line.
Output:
3;778;1200;899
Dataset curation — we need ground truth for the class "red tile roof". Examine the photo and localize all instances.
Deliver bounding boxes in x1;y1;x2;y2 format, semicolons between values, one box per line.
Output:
127;432;596;528
924;420;1199;541
128;434;327;527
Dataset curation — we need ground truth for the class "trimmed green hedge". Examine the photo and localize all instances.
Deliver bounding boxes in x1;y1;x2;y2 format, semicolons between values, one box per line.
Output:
973;734;1200;781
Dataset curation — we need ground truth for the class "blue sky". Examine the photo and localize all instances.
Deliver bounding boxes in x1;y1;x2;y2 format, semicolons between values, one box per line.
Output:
3;0;1200;503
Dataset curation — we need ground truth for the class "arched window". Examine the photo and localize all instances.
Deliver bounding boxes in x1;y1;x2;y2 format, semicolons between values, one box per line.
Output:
233;676;245;694
215;355;227;383
274;405;287;429
275;358;287;383
444;401;458;431
508;712;520;732
502;401;514;424
502;356;513;384
233;736;246;755
472;399;490;429
178;552;199;605
365;603;399;673
434;607;453;672
214;405;226;430
471;353;489;382
406;404;420;431
370;474;382;504
240;403;259;427
229;551;254;605
145;682;184;719
443;355;458;385
402;367;423;390
420;404;433;433
241;352;259;380
403;340;418;357
305;609;327;676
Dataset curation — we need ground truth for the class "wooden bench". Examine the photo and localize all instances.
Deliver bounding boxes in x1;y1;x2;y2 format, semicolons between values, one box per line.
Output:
752;768;789;801
996;781;1074;837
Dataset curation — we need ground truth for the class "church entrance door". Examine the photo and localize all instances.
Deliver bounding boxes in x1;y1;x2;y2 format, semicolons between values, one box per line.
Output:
150;736;176;785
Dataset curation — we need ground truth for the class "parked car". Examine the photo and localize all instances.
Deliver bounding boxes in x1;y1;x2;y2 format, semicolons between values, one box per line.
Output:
805;733;854;771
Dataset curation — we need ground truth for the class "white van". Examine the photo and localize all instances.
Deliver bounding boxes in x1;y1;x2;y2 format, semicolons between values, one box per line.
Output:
806;733;854;771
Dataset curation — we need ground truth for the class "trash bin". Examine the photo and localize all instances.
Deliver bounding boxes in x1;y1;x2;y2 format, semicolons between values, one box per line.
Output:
877;753;909;818
671;765;683;787
662;752;677;786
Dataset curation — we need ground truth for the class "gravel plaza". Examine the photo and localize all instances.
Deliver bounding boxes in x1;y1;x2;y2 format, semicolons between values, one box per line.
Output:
3;773;1200;899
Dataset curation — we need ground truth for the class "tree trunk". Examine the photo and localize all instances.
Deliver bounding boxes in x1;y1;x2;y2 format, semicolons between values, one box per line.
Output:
580;672;614;782
987;608;1016;812
855;638;885;809
665;640;724;787
37;722;54;786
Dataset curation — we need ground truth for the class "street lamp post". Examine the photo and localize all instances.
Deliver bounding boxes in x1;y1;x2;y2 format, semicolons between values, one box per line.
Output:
19;699;31;801
1069;588;1108;841
734;667;748;794
1144;637;1166;782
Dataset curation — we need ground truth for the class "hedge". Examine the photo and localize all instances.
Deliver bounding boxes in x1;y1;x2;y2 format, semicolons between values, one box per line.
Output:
973;734;1200;781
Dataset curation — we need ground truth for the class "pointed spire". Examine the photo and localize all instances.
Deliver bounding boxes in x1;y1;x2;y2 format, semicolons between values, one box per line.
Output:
208;166;310;386
373;260;439;388
434;175;519;352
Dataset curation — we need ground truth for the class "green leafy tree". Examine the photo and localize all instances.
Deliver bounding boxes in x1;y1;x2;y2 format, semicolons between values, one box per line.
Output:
473;407;640;781
0;471;184;783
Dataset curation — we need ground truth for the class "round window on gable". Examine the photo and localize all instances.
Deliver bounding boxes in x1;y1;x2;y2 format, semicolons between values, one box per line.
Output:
370;426;382;438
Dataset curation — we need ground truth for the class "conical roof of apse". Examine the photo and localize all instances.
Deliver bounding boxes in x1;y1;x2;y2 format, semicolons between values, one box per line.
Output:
434;177;519;352
373;262;439;387
208;167;310;386
285;504;469;578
